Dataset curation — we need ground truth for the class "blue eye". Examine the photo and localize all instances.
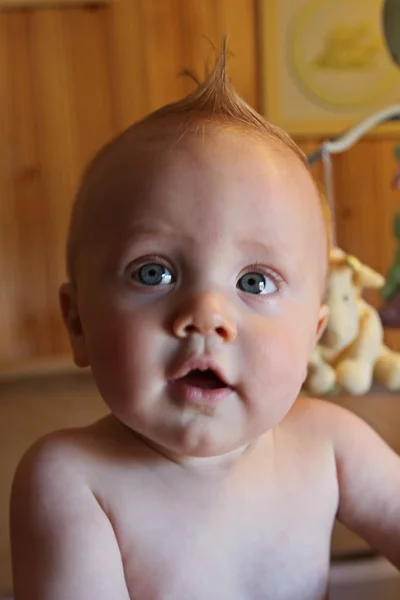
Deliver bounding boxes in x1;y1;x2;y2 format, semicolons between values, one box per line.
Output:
135;263;174;286
237;272;277;295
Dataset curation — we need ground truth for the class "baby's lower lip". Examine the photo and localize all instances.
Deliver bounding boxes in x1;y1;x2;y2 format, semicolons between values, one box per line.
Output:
168;380;233;406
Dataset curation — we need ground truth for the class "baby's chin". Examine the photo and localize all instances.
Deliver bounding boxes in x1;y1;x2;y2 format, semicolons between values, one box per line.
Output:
107;392;288;462
114;410;256;461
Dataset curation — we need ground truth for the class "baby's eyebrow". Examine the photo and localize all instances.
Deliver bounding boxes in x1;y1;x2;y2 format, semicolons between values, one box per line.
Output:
237;238;292;259
119;224;192;245
122;222;177;237
236;239;302;280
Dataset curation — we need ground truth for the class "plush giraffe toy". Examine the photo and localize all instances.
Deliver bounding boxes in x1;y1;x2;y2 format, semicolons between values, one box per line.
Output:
305;248;400;396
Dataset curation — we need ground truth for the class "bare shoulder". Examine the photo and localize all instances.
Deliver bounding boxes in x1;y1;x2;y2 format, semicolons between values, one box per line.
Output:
286;395;391;453
12;429;88;510
10;419;131;599
10;424;104;570
11;414;135;525
283;394;400;480
279;395;388;466
282;395;361;438
12;419;106;494
286;397;400;568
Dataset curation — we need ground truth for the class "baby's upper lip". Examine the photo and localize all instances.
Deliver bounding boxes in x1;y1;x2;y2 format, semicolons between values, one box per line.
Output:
169;357;232;387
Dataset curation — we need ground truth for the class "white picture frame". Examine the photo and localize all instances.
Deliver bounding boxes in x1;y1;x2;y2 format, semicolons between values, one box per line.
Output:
259;0;400;136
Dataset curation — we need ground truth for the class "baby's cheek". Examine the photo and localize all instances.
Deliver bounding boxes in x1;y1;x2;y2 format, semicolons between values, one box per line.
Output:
249;318;311;389
242;325;307;429
83;311;141;389
86;316;128;365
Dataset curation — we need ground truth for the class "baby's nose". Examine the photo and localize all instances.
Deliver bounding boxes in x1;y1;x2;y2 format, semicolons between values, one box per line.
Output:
172;292;237;343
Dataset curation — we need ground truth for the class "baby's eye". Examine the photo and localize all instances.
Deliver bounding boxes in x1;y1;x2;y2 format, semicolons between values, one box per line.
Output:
237;272;277;295
134;263;174;286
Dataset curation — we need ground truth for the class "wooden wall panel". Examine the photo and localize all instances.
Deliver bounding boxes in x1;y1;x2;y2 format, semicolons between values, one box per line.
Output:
1;0;400;370
0;0;258;371
0;11;54;363
332;138;400;349
298;137;400;349
107;0;258;131
0;12;19;363
106;0;152;130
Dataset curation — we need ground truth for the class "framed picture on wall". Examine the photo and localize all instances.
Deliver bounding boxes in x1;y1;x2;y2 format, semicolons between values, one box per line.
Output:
259;0;400;136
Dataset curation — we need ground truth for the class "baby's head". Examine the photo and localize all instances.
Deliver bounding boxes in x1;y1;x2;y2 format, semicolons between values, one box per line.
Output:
60;47;330;458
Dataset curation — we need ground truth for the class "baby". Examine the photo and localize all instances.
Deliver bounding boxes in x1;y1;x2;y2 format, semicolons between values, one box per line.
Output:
10;48;400;600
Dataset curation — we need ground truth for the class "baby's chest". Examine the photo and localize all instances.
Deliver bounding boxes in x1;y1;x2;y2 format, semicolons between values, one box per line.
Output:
109;475;336;600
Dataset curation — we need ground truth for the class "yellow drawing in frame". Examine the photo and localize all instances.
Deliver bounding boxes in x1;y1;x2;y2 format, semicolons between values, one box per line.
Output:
260;0;400;136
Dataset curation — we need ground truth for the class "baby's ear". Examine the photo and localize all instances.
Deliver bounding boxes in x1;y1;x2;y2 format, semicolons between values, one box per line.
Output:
315;304;329;344
59;282;89;368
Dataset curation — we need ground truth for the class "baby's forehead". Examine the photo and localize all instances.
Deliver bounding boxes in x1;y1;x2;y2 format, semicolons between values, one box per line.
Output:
69;124;327;292
88;141;310;244
82;121;309;202
76;124;320;255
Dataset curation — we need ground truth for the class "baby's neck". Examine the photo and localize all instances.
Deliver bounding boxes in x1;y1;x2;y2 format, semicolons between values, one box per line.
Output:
133;431;261;473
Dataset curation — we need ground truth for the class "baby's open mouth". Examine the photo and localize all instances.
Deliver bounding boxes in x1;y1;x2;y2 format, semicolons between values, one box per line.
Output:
179;369;228;390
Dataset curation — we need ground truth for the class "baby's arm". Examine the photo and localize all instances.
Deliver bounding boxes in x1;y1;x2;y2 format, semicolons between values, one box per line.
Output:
331;404;400;567
10;436;131;600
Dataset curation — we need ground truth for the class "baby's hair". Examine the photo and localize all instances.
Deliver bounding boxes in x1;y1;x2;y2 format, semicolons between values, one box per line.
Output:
140;40;305;159
66;40;331;283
